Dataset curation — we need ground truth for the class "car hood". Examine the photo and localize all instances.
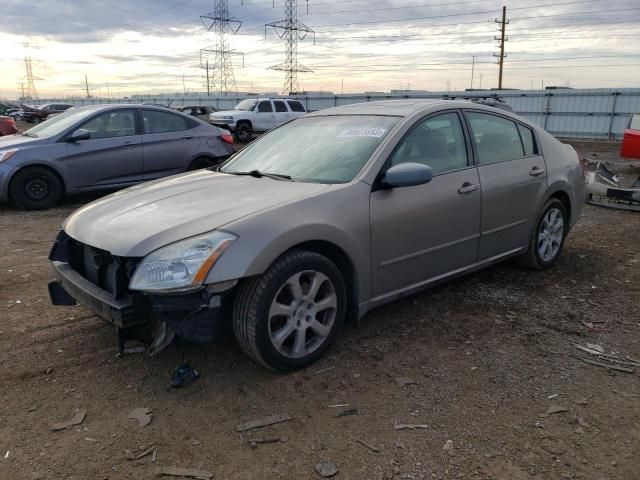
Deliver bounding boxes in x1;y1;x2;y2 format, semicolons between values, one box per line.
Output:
211;110;244;117
0;134;46;149
63;170;331;257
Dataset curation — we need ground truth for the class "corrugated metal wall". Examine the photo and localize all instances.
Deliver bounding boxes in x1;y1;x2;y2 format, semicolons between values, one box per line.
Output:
34;88;640;139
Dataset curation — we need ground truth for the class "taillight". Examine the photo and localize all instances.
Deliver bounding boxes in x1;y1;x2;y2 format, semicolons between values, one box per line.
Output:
220;132;234;145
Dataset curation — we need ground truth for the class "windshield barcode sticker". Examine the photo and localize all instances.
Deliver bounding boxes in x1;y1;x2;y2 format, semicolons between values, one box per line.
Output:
339;128;386;138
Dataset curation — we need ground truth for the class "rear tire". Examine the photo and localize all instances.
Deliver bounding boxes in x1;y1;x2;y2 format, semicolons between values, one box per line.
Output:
10;166;63;210
234;122;252;143
232;249;346;372
518;198;568;270
30;116;40;124
187;157;217;171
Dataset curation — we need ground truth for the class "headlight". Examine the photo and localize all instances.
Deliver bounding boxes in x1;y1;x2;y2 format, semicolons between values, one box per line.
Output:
129;231;237;293
0;149;18;163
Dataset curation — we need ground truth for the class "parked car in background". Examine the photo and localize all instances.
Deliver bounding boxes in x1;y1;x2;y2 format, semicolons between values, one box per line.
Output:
0;102;20;116
177;105;216;122
0;116;18;136
48;100;584;371
12;103;74;124
0;104;234;209
210;98;307;142
621;113;640;160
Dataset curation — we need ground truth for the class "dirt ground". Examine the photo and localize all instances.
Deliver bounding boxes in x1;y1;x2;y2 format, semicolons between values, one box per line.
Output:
0;140;639;480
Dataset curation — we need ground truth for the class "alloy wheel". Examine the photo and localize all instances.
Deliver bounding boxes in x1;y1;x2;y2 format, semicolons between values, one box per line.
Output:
537;207;564;262
267;270;337;359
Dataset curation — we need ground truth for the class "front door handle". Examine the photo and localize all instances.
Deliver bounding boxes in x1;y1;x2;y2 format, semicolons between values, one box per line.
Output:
181;136;194;140
458;182;480;194
530;166;546;176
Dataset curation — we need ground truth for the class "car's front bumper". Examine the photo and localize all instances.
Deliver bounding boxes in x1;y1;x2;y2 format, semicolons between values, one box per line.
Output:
48;231;230;350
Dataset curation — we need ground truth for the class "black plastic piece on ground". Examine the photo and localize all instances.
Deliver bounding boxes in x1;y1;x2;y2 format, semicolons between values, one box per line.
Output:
170;362;200;388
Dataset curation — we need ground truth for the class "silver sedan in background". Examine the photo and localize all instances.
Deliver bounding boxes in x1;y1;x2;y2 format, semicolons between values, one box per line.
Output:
0;105;234;209
49;100;584;371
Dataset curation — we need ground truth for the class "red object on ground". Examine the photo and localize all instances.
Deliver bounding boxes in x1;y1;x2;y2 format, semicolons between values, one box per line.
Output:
0;116;18;136
621;113;640;160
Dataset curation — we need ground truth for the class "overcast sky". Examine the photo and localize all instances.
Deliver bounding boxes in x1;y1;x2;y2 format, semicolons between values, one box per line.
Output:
0;0;639;98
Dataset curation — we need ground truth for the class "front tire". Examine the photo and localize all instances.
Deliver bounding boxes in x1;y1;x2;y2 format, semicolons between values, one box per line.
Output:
234;121;252;143
187;157;217;171
10;166;63;210
232;250;346;371
518;198;568;270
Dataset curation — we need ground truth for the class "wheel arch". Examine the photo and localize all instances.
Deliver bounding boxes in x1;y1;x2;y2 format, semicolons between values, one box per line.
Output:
286;240;359;325
8;163;67;201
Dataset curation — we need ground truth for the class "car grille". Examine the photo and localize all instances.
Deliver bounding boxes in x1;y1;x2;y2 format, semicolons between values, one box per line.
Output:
51;231;140;300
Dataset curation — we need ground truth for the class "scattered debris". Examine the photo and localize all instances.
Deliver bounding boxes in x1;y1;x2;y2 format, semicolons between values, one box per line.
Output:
574;398;588;405
395;377;416;387
126;446;156;461
170;363;200;388
546;394;560;400
443;440;454;456
327;403;349;408
335;408;359;418
4;451;9;459
575;356;635;374
394;424;429;430
314;460;339;478
246;437;285;446
546;405;570;415
576;417;591;429
356;439;380;453
27;405;37;412
154;466;213;479
44;367;53;375
51;409;86;431
128;407;152;427
236;413;291;432
586;343;605;354
540;437;567;455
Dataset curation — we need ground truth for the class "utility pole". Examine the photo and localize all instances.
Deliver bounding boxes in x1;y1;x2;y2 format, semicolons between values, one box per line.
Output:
84;74;90;98
494;5;508;90
206;60;210;96
470;56;475;90
266;0;315;95
199;1;244;95
18;82;25;99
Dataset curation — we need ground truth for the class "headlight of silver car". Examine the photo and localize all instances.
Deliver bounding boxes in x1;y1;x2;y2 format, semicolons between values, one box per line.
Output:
129;231;237;293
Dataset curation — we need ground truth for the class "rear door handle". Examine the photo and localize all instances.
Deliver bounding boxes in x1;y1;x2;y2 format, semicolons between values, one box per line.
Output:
458;182;480;194
529;166;546;176
181;136;194;140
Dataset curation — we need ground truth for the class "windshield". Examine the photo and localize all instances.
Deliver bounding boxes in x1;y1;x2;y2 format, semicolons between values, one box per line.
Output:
234;99;258;111
221;115;399;184
24;107;96;138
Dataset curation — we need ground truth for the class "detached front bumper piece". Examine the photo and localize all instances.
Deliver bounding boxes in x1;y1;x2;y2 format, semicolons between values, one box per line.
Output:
48;231;229;354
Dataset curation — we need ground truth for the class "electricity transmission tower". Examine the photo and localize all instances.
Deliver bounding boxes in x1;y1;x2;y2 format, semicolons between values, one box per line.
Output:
494;5;509;90
22;43;39;99
266;0;315;95
199;0;244;95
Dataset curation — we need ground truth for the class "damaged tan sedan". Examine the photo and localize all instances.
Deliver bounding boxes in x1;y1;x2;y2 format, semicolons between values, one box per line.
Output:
49;100;585;371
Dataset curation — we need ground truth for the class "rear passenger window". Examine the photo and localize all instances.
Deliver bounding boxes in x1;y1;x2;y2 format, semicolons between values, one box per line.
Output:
466;112;524;164
517;124;537;156
287;100;305;112
273;101;288;112
258;101;273;113
142;110;189;134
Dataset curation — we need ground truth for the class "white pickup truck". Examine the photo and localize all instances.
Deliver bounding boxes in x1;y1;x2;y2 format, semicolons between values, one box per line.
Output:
209;98;307;142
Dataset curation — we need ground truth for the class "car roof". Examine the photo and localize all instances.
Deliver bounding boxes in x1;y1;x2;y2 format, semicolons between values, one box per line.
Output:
307;99;515;118
67;104;178;112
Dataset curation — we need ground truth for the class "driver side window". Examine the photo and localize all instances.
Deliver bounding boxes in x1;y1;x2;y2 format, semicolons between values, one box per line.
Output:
79;110;136;140
390;112;468;175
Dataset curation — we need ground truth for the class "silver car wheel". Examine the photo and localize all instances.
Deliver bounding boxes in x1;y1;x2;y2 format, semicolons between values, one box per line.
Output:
268;270;337;359
537;207;564;262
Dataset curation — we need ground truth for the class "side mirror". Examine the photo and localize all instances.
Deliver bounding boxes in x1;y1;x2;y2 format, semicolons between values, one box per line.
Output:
380;162;433;189
67;129;91;142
